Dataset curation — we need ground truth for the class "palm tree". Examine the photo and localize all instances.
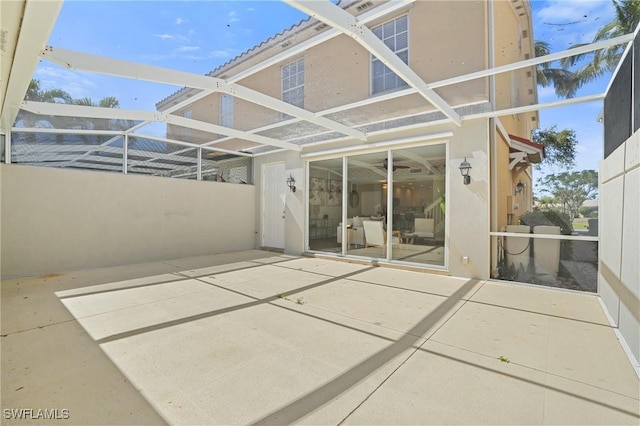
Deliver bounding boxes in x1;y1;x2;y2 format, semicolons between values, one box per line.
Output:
558;0;640;95
18;79;127;145
535;40;580;98
17;79;73;143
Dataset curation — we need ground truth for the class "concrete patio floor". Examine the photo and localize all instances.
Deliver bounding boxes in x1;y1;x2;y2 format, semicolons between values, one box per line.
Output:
2;250;639;425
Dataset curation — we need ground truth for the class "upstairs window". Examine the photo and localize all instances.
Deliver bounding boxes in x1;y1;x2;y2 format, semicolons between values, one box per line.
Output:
371;15;409;95
282;59;304;108
220;94;233;127
183;109;192;139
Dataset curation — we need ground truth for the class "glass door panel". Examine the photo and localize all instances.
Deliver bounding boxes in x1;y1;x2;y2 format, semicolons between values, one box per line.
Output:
346;151;389;258
308;158;342;253
390;145;446;266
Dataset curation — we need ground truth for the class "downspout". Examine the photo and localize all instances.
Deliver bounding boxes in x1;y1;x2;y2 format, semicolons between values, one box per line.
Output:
488;0;498;277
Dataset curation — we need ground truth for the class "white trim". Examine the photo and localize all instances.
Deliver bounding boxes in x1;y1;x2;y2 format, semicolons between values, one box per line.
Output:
301;131;453;159
12;127;124;136
596;297;640;378
489;231;599;242
0;0;63;132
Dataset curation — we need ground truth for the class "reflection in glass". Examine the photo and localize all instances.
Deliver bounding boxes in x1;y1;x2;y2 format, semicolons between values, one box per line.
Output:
389;145;446;266
308;158;342;253
346;152;388;257
494;235;598;292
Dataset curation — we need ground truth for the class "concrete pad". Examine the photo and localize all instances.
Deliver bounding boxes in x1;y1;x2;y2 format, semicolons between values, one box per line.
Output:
429;298;553;370
473;281;610;325
342;340;547;425
546;314;640;398
65;283;253;341
203;269;329;299
1;321;165;425
158;250;283;271
277;257;371;277
206;264;293;285
5;250;638;425
59;278;212;318
55;273;183;298
90;294;425;425
353;267;482;298
173;261;260;278
543;374;640;425
297;277;478;338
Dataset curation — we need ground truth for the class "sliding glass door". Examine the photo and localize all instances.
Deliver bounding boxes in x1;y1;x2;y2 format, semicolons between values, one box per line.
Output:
308;143;446;268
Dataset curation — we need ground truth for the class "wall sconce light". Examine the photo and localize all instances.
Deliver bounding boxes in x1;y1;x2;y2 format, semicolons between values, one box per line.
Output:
459;157;472;185
286;174;296;192
515;180;525;195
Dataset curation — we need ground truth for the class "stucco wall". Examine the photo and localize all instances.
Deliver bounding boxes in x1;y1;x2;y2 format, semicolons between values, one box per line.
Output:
255;118;491;279
252;151;306;256
599;130;640;373
0;165;257;279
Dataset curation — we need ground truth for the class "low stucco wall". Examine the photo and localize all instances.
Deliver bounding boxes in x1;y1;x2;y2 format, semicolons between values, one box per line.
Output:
599;130;640;373
0;165;257;278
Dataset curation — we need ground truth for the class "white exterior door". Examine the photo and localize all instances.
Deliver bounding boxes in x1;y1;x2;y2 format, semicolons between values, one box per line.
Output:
262;162;286;249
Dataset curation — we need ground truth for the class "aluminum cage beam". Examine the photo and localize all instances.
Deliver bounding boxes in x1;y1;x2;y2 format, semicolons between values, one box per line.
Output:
284;0;462;126
0;0;63;133
21;101;302;152
41;47;366;143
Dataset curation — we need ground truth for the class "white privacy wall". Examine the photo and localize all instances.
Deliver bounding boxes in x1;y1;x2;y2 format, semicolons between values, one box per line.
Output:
599;130;640;374
0;165;257;278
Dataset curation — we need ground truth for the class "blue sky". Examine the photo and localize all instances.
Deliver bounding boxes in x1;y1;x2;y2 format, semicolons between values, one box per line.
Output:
33;0;621;183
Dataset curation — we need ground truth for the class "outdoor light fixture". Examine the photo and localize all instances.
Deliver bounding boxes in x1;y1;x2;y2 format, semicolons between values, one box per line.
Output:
286;174;296;192
515;180;525;195
459;157;471;185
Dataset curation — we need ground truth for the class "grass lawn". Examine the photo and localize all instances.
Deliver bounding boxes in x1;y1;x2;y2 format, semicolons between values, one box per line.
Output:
573;218;589;230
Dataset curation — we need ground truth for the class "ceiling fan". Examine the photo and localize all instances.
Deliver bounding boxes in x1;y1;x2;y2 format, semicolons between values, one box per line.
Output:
382;158;410;171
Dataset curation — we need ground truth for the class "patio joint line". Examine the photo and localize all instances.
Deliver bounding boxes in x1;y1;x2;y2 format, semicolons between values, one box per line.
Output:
191;275;408;343
427;338;640;401
250;278;483;425
466;299;614;328
0;318;77;337
58;257;299;300
94;266;376;345
337;279;486;425
346;277;463;299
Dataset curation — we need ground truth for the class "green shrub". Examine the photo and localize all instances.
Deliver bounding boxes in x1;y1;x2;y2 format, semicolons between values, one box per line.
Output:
519;210;573;235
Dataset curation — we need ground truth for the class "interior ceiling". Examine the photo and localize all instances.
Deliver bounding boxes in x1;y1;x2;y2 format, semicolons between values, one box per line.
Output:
0;0;634;173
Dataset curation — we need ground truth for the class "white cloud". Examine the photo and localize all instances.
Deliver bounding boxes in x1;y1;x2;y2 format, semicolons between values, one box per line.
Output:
209;50;233;58
183;50;235;60
175;45;200;52
33;67;96;99
176;17;186;25
154;33;189;42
